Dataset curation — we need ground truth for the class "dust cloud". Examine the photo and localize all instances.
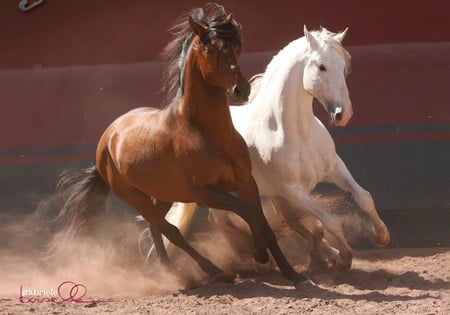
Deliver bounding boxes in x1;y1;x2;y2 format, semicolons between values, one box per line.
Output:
0;189;375;299
0;193;183;298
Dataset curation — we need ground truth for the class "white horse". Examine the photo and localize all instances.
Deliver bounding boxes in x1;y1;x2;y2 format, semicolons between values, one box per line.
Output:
142;26;390;271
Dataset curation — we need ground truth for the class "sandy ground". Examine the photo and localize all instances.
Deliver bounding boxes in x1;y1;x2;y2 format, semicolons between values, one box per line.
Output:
0;197;448;315
1;245;448;314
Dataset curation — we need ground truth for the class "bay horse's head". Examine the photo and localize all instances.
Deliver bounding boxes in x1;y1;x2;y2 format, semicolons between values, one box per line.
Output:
302;26;353;127
187;8;250;103
161;4;250;105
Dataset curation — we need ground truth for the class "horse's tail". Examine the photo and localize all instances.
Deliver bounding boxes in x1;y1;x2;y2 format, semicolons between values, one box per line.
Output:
47;165;109;257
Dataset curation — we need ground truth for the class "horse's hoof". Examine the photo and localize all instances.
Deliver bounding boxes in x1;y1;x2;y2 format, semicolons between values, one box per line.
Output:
308;254;330;272
252;258;273;274
294;278;316;290
182;278;204;290
334;253;353;272
210;272;236;284
372;231;390;248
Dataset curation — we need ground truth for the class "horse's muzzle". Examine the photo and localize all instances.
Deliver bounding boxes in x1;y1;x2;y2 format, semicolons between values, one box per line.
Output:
330;105;352;127
229;80;250;104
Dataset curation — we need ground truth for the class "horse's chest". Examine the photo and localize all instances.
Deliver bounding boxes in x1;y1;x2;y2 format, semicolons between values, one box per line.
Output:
296;145;331;187
275;144;326;186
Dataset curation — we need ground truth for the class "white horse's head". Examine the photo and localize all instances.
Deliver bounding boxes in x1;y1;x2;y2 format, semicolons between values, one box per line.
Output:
302;26;353;126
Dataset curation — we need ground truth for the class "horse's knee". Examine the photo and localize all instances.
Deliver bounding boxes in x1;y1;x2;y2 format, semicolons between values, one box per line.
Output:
355;189;375;211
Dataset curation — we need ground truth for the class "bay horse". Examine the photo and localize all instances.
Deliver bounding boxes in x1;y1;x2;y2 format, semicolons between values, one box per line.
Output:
159;26;390;271
50;4;309;288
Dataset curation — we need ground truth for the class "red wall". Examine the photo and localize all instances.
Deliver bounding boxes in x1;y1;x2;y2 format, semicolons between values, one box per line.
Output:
1;0;449;69
0;1;449;211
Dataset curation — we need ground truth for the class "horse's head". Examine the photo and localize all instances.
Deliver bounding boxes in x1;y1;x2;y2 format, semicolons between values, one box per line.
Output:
188;13;250;103
302;26;353;127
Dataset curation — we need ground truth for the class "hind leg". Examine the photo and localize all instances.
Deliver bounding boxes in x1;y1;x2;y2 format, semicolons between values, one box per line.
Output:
147;200;173;267
142;209;225;279
114;186;226;280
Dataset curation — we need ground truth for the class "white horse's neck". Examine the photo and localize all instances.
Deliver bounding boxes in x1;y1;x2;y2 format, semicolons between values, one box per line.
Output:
246;38;315;138
276;53;315;136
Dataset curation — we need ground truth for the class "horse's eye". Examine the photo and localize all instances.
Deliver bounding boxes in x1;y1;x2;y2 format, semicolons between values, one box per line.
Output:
318;64;326;72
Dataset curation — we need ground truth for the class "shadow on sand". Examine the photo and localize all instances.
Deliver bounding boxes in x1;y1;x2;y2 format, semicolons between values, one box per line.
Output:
182;266;447;303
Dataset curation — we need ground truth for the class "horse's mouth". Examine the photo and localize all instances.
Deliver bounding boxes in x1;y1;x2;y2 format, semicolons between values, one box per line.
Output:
228;84;250;104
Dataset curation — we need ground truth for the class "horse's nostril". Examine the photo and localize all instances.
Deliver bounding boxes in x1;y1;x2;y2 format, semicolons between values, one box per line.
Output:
233;86;242;98
332;107;343;122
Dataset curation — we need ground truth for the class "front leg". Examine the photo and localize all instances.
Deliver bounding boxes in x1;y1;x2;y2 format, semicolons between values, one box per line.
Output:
272;197;339;271
208;208;254;259
327;156;390;247
197;183;310;287
280;184;354;270
233;177;311;286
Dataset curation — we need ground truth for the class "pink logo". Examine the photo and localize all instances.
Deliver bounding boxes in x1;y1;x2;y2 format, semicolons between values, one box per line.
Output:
19;281;112;304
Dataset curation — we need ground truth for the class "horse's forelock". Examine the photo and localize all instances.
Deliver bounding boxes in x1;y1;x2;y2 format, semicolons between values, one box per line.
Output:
160;4;241;107
312;28;352;75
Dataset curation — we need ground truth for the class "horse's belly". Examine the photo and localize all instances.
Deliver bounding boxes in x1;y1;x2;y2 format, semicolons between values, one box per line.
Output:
125;154;198;202
124;148;240;203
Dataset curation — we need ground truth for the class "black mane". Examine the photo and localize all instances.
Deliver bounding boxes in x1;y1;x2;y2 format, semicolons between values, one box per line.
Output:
160;3;242;107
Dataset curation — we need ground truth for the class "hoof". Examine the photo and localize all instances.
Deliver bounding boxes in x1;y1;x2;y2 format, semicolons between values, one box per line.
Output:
294;278;316;290
210;272;236;284
372;232;390;247
334;253;353;272
182;278;204;290
308;254;330;272
252;258;273;274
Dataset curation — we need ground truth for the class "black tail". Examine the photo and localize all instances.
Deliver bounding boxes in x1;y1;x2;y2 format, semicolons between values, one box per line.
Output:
47;165;109;258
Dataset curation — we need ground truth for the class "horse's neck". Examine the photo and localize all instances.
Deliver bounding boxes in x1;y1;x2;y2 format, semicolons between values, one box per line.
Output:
250;55;315;139
178;56;233;141
280;62;315;135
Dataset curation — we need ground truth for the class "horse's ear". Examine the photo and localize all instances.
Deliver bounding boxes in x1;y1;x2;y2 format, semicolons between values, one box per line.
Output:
334;27;349;43
189;16;208;37
224;13;233;24
304;25;318;49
